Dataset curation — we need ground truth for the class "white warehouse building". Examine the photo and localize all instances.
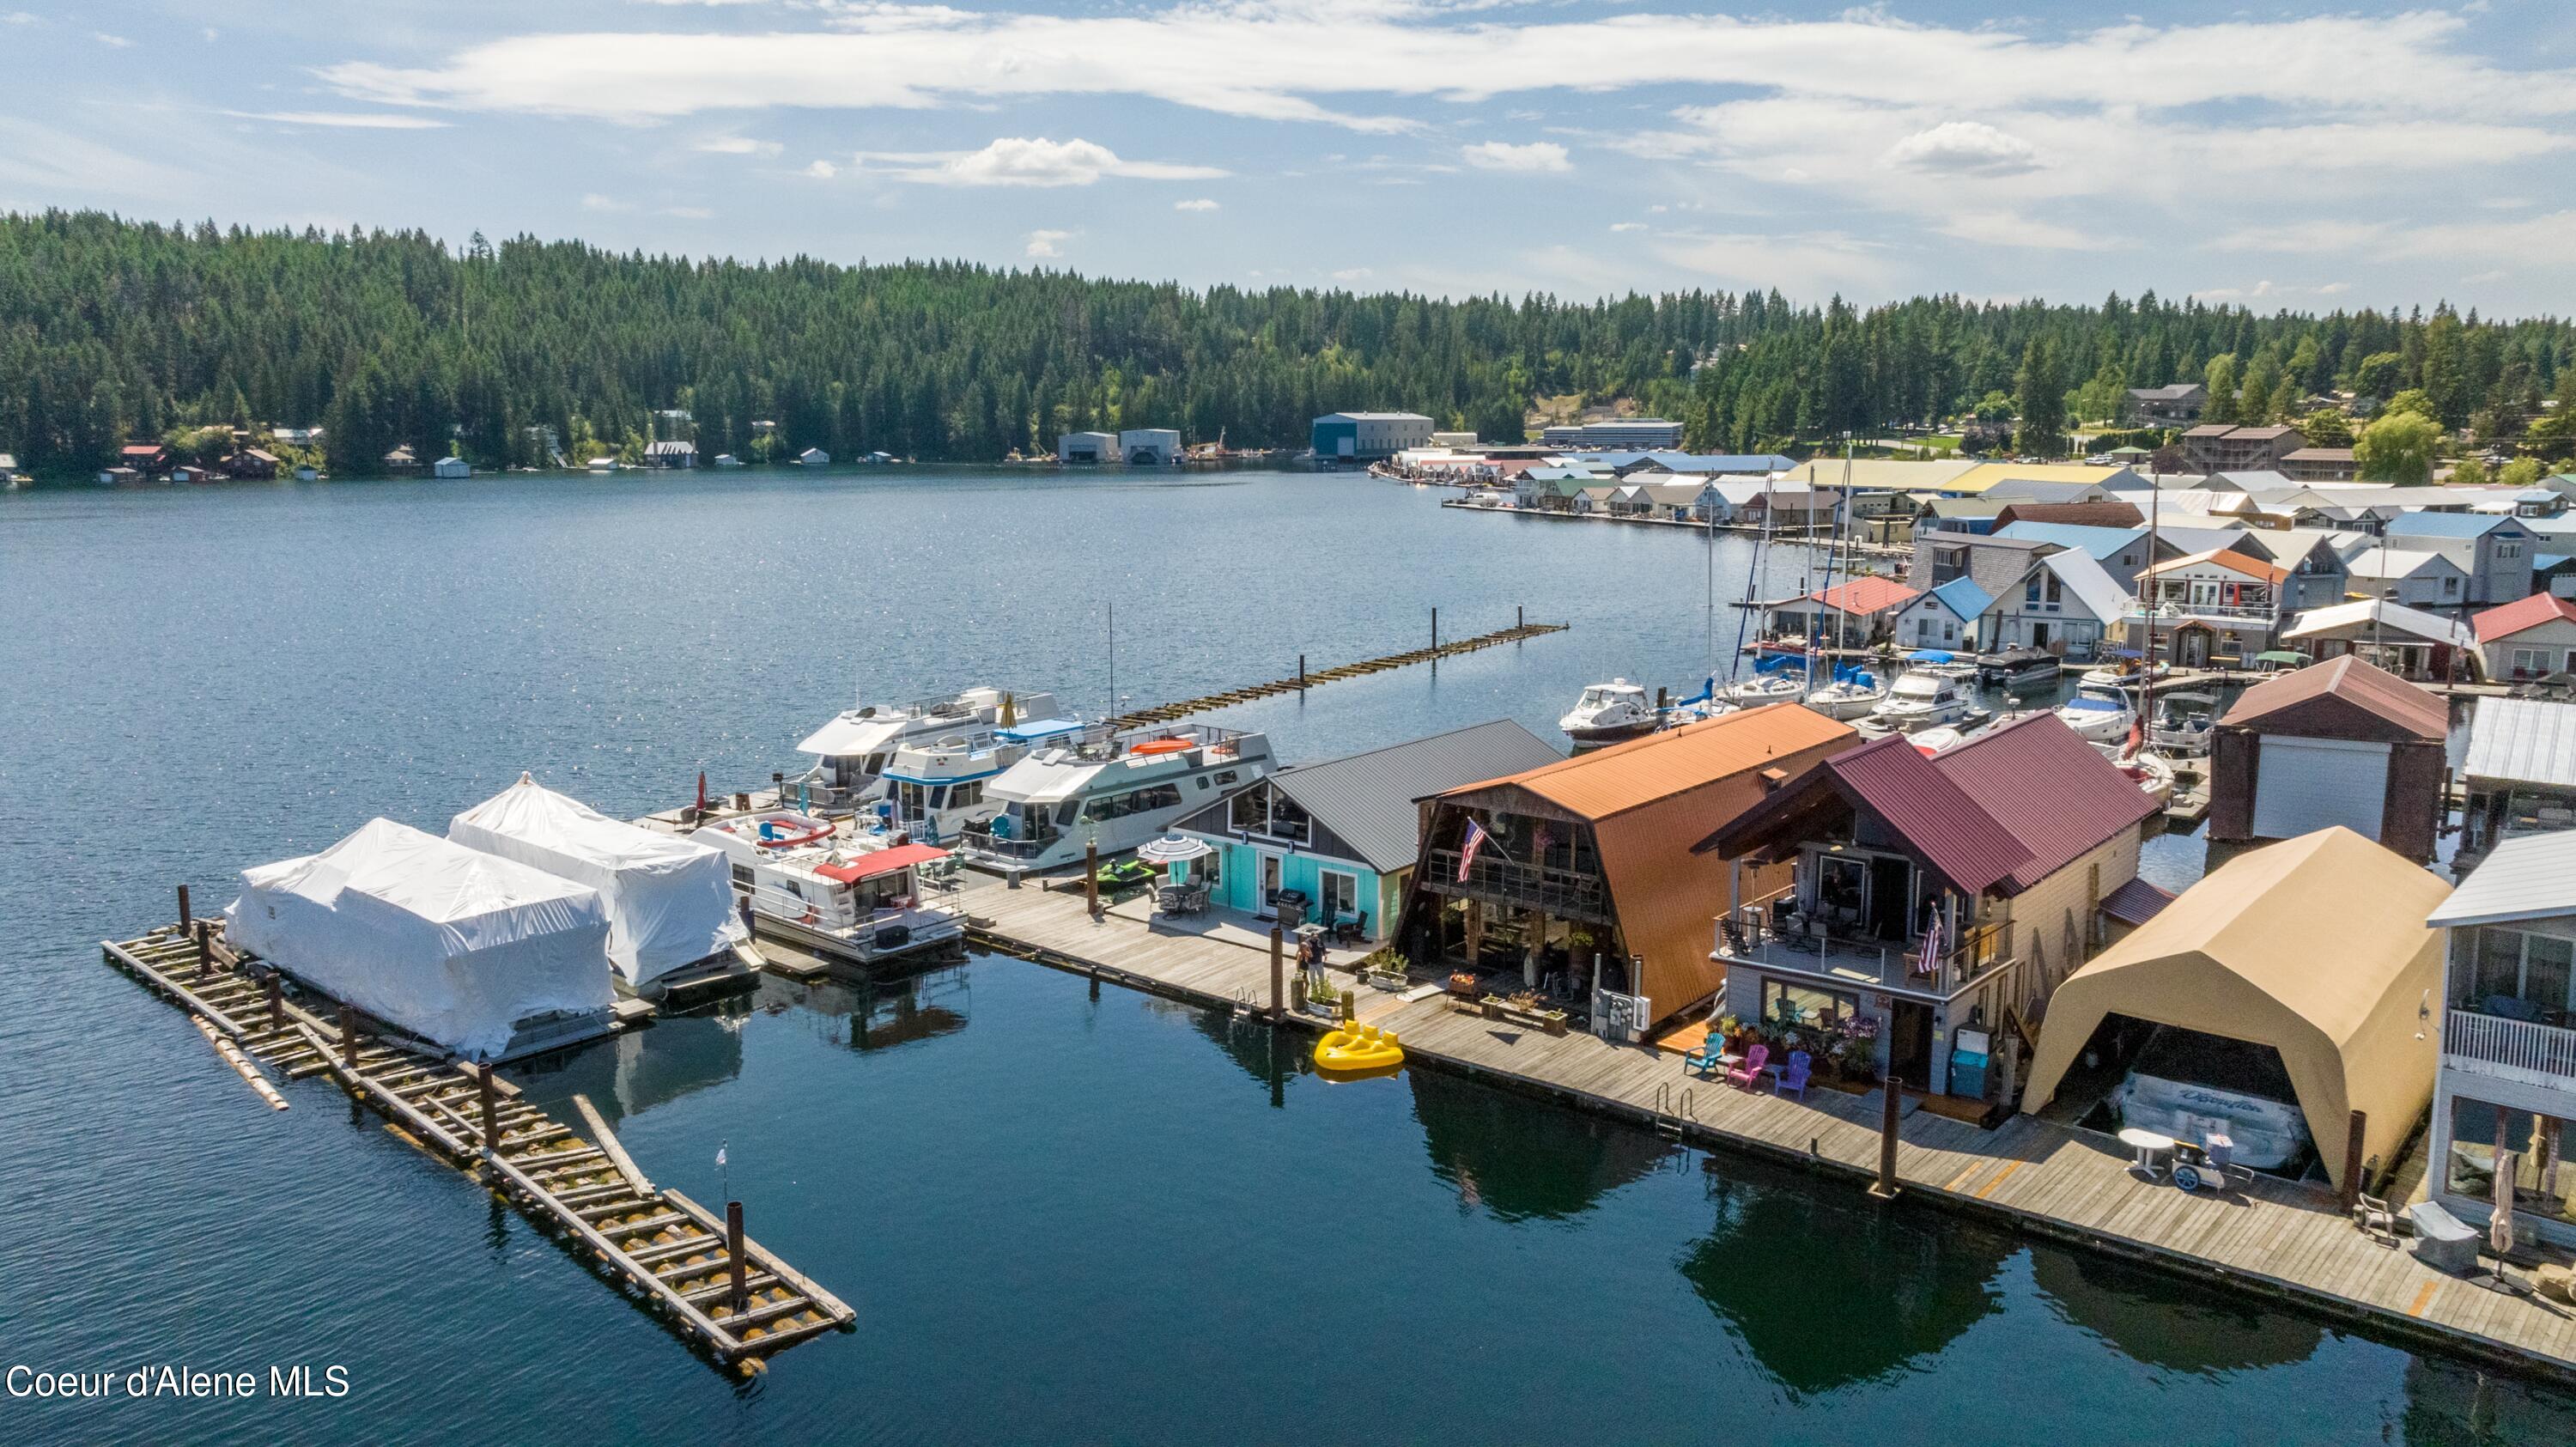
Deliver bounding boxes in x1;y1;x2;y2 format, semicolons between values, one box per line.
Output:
1120;429;1182;465
1311;411;1435;463
1059;431;1117;463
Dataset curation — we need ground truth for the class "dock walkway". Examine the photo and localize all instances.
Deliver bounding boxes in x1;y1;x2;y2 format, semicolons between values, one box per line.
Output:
102;925;854;1371
1105;618;1566;730
957;877;2576;1387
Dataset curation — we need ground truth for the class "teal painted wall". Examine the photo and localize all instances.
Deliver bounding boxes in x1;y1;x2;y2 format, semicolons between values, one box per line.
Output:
1185;836;1381;933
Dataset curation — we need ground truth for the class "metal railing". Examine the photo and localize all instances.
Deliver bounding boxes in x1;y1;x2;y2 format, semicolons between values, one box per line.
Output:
1716;898;2013;997
1425;848;1610;921
2121;599;2277;623
2445;1009;2576;1084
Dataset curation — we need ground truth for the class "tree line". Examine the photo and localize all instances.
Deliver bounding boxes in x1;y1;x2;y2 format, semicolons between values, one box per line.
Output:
2;210;2571;476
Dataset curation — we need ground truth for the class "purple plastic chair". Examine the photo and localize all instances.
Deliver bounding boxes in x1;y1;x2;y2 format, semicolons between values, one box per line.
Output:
1773;1049;1812;1100
1724;1042;1770;1090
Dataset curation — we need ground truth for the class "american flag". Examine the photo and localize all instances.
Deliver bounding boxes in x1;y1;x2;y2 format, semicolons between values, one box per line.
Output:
1912;907;1946;978
1458;818;1489;880
1533;823;1553;857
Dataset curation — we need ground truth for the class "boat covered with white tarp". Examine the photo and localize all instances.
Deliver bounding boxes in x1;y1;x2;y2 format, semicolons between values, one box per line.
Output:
450;774;746;988
224;818;616;1061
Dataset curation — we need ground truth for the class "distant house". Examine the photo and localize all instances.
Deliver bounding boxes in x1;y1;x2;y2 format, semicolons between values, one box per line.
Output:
1990;500;2143;533
97;466;140;485
119;443;172;475
2348;546;2470;610
2180;424;2305;477
1311;411;1434;462
382;445;420;474
1738;484;1838;532
1991;520;2156;593
1977;477;2117;506
430;455;471;479
1911;531;2056;599
223;447;281;480
1170;719;1562;945
1699;714;2158;1101
643;440;697;470
1765;575;1922;647
2128;382;2207;424
2123;547;2296;666
1914;496;2009;538
2282;598;2481;682
2472;593;2576;683
2278;447;2359;483
2455;696;2576;867
797;447;830;467
1893;577;1991;652
1978;550;2130;659
2384;512;2537;607
2208;654;2451;861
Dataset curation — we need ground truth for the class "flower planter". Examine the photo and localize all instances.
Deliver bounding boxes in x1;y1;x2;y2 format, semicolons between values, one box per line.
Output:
1367;970;1410;993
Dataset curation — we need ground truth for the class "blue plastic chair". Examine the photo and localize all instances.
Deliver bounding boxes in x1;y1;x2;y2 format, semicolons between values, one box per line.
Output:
1773;1050;1813;1099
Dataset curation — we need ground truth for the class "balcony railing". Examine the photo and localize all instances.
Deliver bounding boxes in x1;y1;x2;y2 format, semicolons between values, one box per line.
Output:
2122;599;2278;623
1425;848;1611;922
2445;1009;2576;1085
1715;897;2014;999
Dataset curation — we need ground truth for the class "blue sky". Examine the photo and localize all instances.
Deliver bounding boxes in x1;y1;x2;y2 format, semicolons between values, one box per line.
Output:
6;2;2574;313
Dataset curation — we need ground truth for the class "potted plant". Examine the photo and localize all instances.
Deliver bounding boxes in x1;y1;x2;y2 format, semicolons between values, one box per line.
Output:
1363;948;1410;992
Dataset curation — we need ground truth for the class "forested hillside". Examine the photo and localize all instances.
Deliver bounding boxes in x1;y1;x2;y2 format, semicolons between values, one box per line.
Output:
2;210;2570;473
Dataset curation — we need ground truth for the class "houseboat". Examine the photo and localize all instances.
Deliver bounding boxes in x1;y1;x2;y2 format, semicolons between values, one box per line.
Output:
951;721;1276;872
1975;647;2061;689
794;686;1072;808
690;810;964;966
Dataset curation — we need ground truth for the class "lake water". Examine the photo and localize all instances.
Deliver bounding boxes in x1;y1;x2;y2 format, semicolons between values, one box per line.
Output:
0;467;2559;1443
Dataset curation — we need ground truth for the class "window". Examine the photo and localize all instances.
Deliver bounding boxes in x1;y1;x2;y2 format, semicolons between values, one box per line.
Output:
2464;926;2576;1015
1763;979;1859;1031
2512;647;2549;678
2445;1095;2576;1226
1321;870;1358;924
2500;541;2523;561
2444;575;2460;597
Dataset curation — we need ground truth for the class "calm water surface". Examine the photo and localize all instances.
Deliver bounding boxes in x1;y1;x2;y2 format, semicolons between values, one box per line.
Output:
0;468;2556;1443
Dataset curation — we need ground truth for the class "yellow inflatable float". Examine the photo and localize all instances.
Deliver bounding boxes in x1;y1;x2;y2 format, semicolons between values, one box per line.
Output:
1314;1023;1404;1073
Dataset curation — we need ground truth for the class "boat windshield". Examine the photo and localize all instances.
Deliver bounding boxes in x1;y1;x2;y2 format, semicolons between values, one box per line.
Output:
1892;675;1942;699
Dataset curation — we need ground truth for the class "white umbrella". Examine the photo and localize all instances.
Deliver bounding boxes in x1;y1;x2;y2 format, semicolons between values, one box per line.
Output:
2492;1146;2518;1270
1136;833;1212;863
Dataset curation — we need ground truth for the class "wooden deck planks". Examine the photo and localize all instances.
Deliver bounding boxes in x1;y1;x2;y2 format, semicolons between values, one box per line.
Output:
964;883;2576;1386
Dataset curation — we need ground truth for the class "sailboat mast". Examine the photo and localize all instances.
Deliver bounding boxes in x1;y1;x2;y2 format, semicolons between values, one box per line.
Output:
1107;599;1117;731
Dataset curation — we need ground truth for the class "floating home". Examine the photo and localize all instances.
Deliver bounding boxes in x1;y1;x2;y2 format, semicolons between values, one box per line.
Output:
1399;704;1856;1036
1698;714;2158;1103
2207;655;2449;863
1168;719;1560;943
2458;696;2576;869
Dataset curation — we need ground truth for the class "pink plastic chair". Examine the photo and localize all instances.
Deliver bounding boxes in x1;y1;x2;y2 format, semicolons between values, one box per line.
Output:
1724;1042;1770;1090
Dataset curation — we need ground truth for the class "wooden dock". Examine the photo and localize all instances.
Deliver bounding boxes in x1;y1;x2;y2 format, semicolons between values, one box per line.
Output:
101;922;854;1371
1104;617;1567;730
956;876;2576;1388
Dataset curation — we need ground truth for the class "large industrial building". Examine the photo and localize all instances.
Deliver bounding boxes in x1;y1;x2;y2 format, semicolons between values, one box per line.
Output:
1310;412;1434;463
1540;418;1686;451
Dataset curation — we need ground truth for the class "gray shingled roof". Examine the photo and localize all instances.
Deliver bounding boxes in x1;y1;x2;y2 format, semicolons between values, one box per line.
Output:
1224;719;1562;873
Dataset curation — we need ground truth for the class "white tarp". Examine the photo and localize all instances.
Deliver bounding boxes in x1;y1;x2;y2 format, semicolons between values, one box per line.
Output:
224;818;614;1061
448;775;746;987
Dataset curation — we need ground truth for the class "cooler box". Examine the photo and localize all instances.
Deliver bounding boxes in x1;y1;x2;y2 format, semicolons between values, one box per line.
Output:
1948;1028;1990;1100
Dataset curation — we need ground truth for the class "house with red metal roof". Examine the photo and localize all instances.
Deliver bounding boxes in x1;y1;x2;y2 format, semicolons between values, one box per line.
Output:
1692;714;2158;1107
2206;654;2450;863
1761;575;1923;648
2471;593;2576;683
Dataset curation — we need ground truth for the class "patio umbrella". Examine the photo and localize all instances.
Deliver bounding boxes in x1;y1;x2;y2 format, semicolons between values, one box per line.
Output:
2254;651;2307;666
2492;1145;2518;1269
1136;833;1213;863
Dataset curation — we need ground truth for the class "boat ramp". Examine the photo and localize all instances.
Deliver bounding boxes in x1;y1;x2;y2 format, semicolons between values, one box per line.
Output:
100;915;854;1372
954;871;2576;1389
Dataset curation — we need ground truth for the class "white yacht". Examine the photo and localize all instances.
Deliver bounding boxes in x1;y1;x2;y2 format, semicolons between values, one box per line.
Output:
2148;691;2218;757
2076;661;2170;694
953;721;1275;872
1725;668;1809;705
847;721;1086;847
2052;688;2139;746
1803;667;1888;720
690;810;963;966
1558;679;1658;744
795;686;1070;808
1865;670;1979;733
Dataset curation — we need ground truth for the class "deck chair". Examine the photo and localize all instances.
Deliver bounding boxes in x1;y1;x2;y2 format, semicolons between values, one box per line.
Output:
1773;1050;1812;1100
1681;1036;1728;1079
2353;1192;2399;1246
1724;1042;1770;1091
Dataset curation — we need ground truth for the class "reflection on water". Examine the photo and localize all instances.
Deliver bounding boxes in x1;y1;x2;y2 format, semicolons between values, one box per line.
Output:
513;1005;745;1125
1188;1004;1291;1107
1680;1169;2008;1397
1408;1068;1672;1221
2032;1249;2324;1374
792;963;973;1053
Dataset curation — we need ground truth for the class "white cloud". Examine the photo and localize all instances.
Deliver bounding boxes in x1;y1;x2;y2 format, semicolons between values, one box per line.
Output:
1332;266;1373;281
1651;228;1895;297
1024;228;1070;258
694;136;782;155
580;192;626;211
851;137;1223;187
804;158;837;178
1608;222;1645;233
3;13;39;24
1886;121;2039;177
1934;210;2114;252
665;204;714;220
221;110;452;131
93;31;131;47
1461;140;1570;173
1173;198;1219;211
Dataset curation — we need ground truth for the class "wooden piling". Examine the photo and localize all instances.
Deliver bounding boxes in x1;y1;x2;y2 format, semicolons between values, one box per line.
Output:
1084;840;1100;917
1269;926;1285;1020
726;1201;750;1318
478;1064;500;1152
338;1002;360;1068
192;920;214;979
2342;1110;2369;1209
177;883;192;932
1869;1077;1903;1201
264;971;284;1030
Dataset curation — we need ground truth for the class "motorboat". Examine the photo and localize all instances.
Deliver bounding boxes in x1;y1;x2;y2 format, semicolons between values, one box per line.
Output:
795;685;1072;807
2077;661;2171;694
1726;666;1810;704
690;812;964;966
952;721;1275;872
2148;692;2219;757
2052;688;2139;746
1974;647;2061;689
1907;725;1983;756
2115;750;2176;807
1866;671;1980;733
1902;648;1979;682
1558;679;1659;744
1662;677;1740;727
1802;667;1888;720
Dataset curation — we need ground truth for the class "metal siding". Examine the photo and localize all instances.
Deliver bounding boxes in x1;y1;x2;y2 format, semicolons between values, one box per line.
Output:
2462;696;2576;789
1485;703;1857;822
1268;720;1562;874
1930;715;2161;891
2220;654;2449;740
2252;736;2391;840
1826;735;2034;895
